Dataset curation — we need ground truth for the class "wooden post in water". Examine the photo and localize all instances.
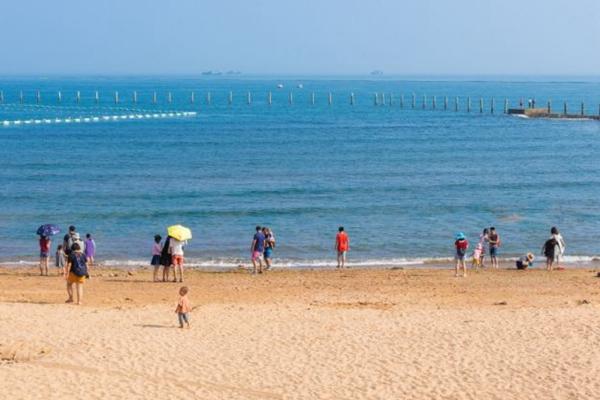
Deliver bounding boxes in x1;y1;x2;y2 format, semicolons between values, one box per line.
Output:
190;91;195;104
133;91;137;104
547;100;551;114
58;91;62;103
267;91;272;105
389;93;393;106
373;93;378;106
229;91;233;105
167;92;172;104
76;91;81;103
153;91;157;104
504;98;509;114
467;96;471;112
490;98;495;114
412;93;416;109
563;102;567;115
95;91;99;104
311;92;315;105
247;92;252;105
479;97;483;113
350;92;355;105
19;91;24;104
289;92;293;105
0;90;4;103
455;97;459;112
328;92;333;106
432;95;436;109
400;94;404;108
581;102;585;116
381;93;386;106
114;91;119;104
206;92;211;105
444;96;448;110
422;95;427;109
36;90;41;104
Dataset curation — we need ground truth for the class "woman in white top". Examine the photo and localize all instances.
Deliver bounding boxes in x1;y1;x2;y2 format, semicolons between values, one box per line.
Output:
550;227;566;267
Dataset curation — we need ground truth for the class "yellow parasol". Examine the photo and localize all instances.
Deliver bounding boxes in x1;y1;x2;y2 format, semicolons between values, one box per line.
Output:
167;224;192;241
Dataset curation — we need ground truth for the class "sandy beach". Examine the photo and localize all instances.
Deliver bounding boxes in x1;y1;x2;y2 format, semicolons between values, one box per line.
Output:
1;266;600;399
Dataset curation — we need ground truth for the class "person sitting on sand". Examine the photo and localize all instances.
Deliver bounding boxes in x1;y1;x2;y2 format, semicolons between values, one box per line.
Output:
335;227;350;269
39;235;51;276
175;286;191;329
542;238;558;271
516;253;535;270
65;242;88;305
454;232;469;277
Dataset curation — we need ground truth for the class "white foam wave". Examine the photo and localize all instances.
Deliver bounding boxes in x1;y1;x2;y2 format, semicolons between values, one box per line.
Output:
1;111;197;127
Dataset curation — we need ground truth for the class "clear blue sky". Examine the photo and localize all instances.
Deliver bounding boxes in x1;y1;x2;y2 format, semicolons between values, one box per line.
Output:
1;0;599;75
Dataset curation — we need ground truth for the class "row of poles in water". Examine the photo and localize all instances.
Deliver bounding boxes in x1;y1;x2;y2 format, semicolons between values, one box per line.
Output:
0;90;597;115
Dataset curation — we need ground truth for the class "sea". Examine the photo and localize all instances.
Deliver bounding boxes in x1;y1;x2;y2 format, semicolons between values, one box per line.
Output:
1;75;599;268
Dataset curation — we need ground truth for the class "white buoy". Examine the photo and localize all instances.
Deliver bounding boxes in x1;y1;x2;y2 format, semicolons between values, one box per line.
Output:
206;92;211;105
374;93;378;106
19;91;24;104
36;90;41;104
229;91;233;105
95;91;99;104
76;91;81;103
114;91;119;104
311;92;315;105
190;91;195;104
268;91;272;105
153;91;157;104
328;92;332;105
289;92;293;105
58;91;62;103
133;91;138;103
247;92;252;105
350;92;355;105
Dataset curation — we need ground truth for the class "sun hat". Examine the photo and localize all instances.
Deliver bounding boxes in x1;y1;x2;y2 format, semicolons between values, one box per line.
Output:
455;232;465;240
527;253;535;262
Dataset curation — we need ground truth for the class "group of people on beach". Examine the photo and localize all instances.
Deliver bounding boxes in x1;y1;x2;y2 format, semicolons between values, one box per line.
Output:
151;234;188;283
454;226;566;277
37;226;96;305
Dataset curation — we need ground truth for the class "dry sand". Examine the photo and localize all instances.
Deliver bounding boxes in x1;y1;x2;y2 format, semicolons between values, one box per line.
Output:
1;266;600;399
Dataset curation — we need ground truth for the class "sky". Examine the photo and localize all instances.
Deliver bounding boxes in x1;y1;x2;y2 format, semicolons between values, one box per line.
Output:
0;0;599;75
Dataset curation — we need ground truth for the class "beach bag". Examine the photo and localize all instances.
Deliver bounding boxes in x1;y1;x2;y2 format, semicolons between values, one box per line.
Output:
70;253;88;277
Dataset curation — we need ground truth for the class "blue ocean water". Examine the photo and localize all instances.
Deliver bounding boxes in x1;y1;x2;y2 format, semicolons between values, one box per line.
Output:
1;76;599;267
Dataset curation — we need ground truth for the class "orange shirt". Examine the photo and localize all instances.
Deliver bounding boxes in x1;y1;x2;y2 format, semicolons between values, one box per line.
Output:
336;232;349;252
176;295;192;313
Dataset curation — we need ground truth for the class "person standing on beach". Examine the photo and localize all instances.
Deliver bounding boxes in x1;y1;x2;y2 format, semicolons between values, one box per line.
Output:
335;227;349;268
84;233;96;266
479;228;489;267
38;235;51;276
542;237;558;271
454;232;469;277
251;226;266;274
488;227;500;269
160;236;172;282
175;286;191;329
65;242;88;305
63;226;84;256
151;234;162;282
169;237;186;283
550;227;566;268
263;227;275;270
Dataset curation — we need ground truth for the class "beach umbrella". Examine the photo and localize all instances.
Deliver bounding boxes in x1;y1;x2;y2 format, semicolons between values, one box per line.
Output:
167;225;192;241
36;224;60;237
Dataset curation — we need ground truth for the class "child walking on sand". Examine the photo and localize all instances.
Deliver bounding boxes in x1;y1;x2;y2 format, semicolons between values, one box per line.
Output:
151;234;162;282
175;286;191;328
39;235;51;276
471;242;483;271
55;244;66;276
455;232;469;277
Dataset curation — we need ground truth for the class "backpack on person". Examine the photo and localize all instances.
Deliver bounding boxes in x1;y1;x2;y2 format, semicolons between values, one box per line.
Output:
69;252;88;277
67;234;85;253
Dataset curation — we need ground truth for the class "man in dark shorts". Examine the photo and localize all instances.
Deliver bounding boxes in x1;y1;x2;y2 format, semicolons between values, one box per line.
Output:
488;227;500;269
251;226;266;274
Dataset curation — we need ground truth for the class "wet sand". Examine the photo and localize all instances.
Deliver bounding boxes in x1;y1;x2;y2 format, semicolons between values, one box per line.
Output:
1;265;600;399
